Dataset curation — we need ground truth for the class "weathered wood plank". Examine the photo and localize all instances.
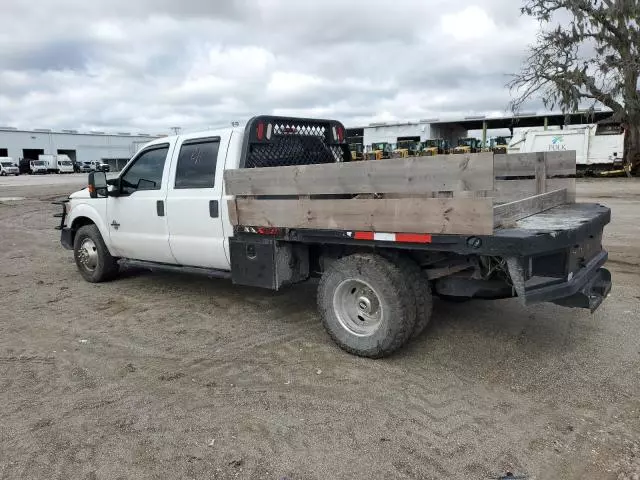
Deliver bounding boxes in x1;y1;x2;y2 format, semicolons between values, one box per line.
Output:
535;152;546;194
494;151;577;178
493;189;568;228
546;177;576;202
224;153;494;196
233;197;494;235
494;153;537;177
545;151;577;177
493;179;537;203
227;198;239;225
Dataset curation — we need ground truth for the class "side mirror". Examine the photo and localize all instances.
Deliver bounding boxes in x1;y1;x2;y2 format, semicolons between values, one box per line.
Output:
88;171;107;198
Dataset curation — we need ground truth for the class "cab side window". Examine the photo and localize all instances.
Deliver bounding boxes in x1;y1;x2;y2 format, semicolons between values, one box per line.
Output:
174;138;220;189
120;146;169;195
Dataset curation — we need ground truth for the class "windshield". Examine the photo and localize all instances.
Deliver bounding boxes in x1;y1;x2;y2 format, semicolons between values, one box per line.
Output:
424;140;439;148
60;161;72;166
1;162;14;167
372;143;387;151
459;138;475;147
33;161;46;166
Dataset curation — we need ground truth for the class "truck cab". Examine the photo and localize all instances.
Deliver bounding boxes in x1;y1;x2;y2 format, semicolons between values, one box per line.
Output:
63;129;238;270
30;160;48;174
56;155;74;174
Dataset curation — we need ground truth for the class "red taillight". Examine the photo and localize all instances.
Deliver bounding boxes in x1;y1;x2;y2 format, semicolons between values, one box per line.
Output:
257;227;280;236
337;126;344;142
256;122;264;140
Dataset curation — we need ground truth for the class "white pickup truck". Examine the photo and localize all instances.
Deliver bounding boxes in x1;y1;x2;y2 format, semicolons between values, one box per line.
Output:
56;116;612;358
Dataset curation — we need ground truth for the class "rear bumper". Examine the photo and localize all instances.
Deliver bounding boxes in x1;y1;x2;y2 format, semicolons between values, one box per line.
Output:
524;250;611;311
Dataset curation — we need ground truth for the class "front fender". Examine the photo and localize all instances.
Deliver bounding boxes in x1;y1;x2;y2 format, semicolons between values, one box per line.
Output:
67;202;115;254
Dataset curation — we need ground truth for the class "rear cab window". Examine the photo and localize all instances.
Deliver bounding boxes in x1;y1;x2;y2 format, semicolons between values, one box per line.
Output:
174;137;220;189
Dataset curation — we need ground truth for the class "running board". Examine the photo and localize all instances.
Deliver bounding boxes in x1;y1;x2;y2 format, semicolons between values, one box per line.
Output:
119;259;231;279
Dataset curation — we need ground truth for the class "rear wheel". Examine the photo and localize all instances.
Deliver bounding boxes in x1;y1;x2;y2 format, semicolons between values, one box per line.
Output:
391;256;433;338
73;225;119;283
317;253;416;358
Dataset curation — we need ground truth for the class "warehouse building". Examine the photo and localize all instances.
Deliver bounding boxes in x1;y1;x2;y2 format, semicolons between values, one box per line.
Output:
0;127;162;171
346;110;615;150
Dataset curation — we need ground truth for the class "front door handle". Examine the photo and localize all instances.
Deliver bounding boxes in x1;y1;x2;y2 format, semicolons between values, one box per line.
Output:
110;220;120;230
209;200;218;218
156;200;165;217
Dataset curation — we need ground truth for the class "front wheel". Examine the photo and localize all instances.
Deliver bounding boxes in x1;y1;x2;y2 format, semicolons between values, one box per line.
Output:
318;253;416;358
73;224;119;282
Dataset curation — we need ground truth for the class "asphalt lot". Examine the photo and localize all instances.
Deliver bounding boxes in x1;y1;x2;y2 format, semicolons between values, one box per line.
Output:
0;175;639;479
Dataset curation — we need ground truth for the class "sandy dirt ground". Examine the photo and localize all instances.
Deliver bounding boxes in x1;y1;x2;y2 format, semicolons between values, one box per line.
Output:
0;176;639;480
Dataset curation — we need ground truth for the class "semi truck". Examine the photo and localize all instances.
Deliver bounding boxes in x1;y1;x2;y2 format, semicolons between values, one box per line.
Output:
55;116;612;358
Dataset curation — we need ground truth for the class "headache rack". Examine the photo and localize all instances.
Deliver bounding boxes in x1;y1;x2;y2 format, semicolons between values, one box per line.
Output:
239;115;351;168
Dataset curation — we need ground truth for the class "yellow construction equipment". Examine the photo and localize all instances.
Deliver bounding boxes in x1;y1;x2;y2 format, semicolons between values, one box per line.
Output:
392;140;419;158
489;136;511;154
420;139;450;156
349;143;364;161
365;142;394;160
452;137;482;154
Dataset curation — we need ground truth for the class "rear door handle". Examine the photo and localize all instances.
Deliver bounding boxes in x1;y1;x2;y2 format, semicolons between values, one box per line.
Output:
156;200;165;217
209;200;218;218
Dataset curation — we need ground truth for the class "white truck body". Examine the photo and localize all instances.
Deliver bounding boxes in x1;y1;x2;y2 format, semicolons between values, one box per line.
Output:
0;157;19;175
39;154;74;173
507;124;624;167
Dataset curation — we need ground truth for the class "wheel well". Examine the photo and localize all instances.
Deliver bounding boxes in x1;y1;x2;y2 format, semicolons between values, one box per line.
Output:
70;217;95;243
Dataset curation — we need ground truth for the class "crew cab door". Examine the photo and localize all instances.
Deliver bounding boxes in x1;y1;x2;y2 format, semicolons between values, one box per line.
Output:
165;133;231;269
106;141;177;264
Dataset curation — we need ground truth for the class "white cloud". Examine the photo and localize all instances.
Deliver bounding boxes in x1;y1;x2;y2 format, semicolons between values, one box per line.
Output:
441;6;496;41
0;0;546;132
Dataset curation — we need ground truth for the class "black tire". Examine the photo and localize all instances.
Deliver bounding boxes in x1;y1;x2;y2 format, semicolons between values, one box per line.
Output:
317;253;416;358
73;224;119;283
391;256;433;338
437;294;471;303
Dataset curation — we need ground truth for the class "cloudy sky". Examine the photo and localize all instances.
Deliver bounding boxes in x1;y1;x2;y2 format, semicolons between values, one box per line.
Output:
0;0;543;133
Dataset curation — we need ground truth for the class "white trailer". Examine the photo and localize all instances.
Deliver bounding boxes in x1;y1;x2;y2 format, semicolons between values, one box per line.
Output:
508;124;624;172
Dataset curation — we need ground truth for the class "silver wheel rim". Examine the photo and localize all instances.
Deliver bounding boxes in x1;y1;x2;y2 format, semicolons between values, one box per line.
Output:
333;279;383;337
78;238;98;271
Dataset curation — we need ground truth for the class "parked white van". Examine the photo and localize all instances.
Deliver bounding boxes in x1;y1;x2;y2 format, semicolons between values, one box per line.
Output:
0;157;19;176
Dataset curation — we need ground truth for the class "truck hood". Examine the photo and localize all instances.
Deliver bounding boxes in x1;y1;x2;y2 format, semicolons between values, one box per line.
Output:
69;187;90;199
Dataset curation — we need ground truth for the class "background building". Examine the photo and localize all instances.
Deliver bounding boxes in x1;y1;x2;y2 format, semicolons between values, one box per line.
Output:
346;110;615;150
0;127;162;171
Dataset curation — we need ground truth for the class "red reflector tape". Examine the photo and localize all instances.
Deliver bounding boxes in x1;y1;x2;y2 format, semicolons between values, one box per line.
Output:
396;233;432;243
354;231;374;240
350;231;432;243
257;227;280;235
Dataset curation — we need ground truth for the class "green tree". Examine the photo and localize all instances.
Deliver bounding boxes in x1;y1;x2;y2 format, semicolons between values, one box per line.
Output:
509;0;640;173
